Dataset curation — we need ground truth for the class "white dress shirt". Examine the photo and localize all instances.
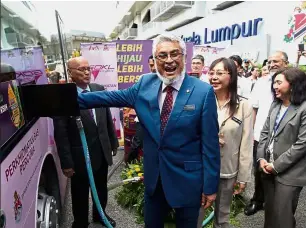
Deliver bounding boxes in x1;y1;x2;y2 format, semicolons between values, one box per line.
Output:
237;76;250;98
158;74;185;112
249;76;274;141
243;77;257;99
77;85;97;124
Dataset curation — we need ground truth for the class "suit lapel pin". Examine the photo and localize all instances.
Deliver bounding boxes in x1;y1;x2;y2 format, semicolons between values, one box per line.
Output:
186;89;190;93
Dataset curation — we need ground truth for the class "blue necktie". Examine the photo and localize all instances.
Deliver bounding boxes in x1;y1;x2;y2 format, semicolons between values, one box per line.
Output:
82;90;94;120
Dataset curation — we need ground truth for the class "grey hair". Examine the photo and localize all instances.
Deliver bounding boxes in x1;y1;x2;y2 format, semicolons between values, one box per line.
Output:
152;34;186;58
277;51;289;62
270;50;289;62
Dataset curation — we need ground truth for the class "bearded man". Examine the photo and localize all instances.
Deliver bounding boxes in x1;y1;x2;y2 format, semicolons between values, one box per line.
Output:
78;34;220;228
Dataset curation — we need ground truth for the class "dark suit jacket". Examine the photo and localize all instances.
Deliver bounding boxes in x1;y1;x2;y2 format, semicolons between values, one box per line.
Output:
53;83;119;173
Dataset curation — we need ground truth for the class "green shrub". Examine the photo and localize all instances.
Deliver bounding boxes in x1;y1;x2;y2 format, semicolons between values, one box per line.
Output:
115;159;245;226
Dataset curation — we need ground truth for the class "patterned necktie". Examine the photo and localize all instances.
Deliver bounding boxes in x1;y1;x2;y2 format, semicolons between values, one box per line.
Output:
160;86;174;136
82;90;94;120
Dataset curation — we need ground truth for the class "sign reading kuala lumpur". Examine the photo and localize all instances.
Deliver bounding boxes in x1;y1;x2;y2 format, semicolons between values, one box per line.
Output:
182;18;263;45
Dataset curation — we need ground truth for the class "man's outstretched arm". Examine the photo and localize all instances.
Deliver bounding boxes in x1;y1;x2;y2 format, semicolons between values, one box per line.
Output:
78;78;142;109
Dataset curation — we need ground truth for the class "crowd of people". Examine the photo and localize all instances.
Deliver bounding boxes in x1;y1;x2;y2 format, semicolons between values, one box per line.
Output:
49;34;306;228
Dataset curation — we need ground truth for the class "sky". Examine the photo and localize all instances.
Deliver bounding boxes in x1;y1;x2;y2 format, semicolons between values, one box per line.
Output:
32;1;120;39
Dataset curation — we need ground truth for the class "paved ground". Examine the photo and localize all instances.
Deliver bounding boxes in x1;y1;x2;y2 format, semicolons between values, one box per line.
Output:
236;173;306;228
60;150;143;228
61;151;306;228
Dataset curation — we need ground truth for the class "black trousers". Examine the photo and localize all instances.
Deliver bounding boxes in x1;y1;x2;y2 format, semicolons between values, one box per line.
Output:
127;122;143;163
251;140;265;204
71;153;108;228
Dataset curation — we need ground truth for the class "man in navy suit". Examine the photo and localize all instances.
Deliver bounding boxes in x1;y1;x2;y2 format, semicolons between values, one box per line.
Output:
78;34;220;228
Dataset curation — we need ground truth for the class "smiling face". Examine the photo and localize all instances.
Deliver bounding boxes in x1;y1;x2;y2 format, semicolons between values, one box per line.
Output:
208;62;231;93
273;73;291;101
268;52;288;73
154;41;185;82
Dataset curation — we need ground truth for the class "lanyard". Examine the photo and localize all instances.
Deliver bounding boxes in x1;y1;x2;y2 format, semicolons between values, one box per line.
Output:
273;106;289;133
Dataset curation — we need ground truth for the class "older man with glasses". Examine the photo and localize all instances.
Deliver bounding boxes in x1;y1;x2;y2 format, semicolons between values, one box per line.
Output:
77;34;220;228
53;57;118;228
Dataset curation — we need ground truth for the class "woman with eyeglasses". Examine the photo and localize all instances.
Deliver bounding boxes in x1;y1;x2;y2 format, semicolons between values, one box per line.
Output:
257;67;306;228
207;57;253;228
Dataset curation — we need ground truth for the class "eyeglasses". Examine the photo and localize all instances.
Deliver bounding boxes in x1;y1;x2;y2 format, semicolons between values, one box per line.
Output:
69;67;91;72
208;71;229;77
155;51;183;62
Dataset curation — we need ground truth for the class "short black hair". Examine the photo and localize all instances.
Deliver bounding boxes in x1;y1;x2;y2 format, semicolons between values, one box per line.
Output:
49;71;61;84
251;66;259;72
262;59;268;67
271;67;306;105
148;55;154;62
276;51;289;62
192;55;205;64
229;55;243;67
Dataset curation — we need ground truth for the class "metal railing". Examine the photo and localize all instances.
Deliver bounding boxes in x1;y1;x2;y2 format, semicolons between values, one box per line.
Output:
142;21;163;32
122;28;138;39
151;1;194;20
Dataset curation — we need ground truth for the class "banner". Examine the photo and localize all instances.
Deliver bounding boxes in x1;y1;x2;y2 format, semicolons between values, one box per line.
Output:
0;47;47;146
116;40;194;90
193;46;225;74
80;42;121;138
1;47;48;85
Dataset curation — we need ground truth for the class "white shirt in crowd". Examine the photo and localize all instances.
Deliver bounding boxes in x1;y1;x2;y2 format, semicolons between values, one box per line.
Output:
243;77;257;99
237;76;251;99
249;75;274;142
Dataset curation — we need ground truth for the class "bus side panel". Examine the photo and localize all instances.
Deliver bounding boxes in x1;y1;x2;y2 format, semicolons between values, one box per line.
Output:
46;117;68;206
0;118;49;228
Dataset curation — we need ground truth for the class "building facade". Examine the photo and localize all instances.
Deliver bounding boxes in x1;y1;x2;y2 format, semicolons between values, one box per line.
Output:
1;1;43;49
110;1;306;64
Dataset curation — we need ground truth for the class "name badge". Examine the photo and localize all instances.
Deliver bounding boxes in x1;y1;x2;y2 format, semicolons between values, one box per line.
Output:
232;117;242;125
184;104;195;111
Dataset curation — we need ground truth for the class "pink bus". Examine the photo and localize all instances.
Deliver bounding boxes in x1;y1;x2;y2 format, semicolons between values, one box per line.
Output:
0;8;71;228
0;46;67;228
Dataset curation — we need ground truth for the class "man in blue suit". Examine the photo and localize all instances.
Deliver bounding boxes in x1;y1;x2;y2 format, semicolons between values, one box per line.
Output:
78;34;220;228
